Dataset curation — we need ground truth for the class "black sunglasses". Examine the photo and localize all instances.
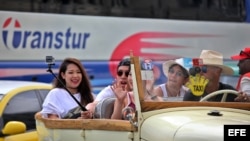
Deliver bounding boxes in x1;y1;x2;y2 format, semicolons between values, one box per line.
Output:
240;50;250;58
189;66;207;76
117;71;130;77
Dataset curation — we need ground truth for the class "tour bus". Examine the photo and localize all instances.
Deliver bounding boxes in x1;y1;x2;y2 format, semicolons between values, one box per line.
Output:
0;10;249;93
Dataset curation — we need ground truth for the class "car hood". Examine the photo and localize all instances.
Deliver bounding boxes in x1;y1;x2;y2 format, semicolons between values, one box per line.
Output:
140;108;250;141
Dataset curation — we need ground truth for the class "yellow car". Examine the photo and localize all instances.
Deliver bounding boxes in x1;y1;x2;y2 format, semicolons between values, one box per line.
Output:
0;80;51;141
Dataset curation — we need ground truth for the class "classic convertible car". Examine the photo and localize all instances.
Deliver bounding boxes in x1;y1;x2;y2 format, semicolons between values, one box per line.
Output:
35;56;250;141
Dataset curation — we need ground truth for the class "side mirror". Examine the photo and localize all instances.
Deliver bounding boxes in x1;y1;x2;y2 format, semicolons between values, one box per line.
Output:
122;107;135;120
2;121;26;135
122;107;138;127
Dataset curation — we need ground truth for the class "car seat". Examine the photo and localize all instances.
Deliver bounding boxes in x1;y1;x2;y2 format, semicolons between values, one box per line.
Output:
94;98;115;119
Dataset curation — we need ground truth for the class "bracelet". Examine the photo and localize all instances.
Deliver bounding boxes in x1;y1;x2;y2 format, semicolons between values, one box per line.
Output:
150;95;157;100
146;90;157;100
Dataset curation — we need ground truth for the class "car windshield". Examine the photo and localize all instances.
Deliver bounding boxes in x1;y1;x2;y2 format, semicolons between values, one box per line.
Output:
130;56;249;113
220;75;239;89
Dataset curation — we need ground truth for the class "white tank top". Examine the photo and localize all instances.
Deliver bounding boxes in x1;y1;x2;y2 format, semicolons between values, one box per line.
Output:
159;84;188;101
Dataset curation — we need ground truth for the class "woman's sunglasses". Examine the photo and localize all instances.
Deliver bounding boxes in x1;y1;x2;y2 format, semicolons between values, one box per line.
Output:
117;71;130;77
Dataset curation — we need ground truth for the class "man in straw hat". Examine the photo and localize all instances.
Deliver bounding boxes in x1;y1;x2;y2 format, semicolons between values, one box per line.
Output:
183;50;237;102
231;47;250;102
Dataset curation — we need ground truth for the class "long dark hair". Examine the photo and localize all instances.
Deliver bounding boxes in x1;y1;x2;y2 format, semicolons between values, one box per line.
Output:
54;58;94;106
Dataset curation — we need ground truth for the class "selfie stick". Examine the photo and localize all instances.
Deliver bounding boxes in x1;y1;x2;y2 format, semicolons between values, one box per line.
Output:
46;58;87;111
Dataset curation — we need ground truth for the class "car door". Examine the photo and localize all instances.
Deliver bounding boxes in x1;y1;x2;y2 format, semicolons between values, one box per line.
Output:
2;89;45;130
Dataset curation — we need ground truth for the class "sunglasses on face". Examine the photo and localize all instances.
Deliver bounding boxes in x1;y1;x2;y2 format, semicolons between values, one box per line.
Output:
189;66;208;76
117;70;130;77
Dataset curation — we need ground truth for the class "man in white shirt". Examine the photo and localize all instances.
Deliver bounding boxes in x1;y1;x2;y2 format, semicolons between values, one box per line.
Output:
86;58;131;113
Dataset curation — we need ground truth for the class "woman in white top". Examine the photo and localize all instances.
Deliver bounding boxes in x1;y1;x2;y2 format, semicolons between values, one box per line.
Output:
41;58;94;119
153;58;189;101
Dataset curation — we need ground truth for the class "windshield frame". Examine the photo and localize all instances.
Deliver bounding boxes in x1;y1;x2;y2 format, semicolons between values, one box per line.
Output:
130;56;250;113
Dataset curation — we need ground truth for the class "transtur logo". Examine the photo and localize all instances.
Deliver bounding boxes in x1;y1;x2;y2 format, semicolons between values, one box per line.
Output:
2;17;90;49
2;17;21;49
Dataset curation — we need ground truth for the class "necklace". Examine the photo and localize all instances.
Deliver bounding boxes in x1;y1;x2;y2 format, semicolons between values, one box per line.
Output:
166;85;180;97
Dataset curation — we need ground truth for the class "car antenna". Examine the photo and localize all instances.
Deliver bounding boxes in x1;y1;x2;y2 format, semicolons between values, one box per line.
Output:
45;56;87;111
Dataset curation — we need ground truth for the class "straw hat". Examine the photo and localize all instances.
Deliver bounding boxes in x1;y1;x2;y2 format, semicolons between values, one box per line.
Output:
199;50;233;75
162;58;189;77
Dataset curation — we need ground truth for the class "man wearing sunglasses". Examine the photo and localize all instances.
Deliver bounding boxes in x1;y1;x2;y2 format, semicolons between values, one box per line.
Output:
231;47;250;102
86;58;131;114
183;50;237;102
